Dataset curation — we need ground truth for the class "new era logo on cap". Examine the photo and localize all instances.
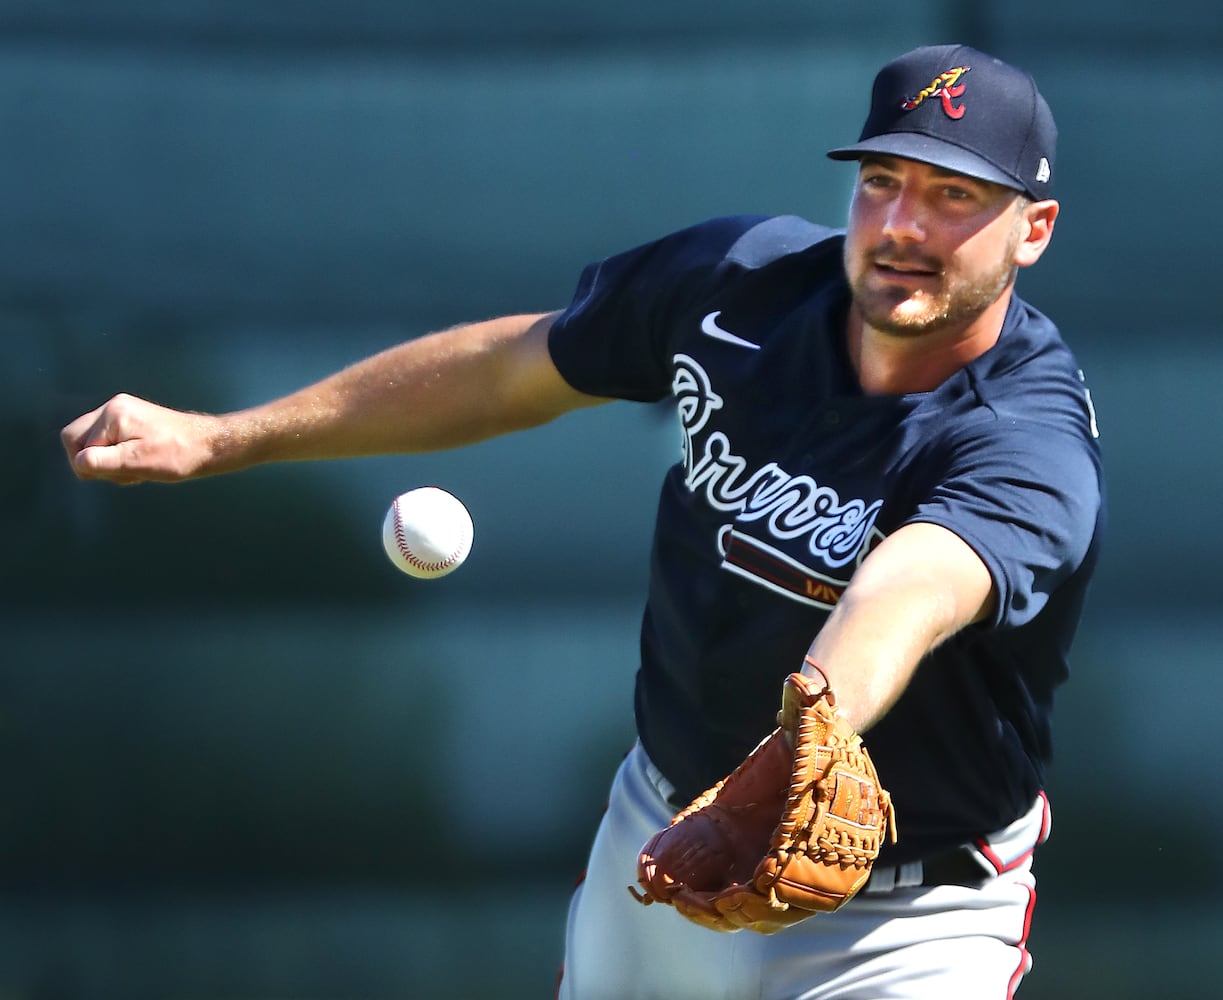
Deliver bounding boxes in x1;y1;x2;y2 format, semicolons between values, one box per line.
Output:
827;44;1057;201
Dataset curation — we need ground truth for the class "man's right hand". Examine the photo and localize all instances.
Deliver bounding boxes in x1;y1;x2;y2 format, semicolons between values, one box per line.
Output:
61;393;227;485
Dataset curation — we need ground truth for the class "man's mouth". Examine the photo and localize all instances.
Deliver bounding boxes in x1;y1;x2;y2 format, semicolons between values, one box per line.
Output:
873;258;940;277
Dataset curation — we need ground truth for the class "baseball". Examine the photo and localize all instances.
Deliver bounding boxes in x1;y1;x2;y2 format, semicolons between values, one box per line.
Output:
381;486;474;579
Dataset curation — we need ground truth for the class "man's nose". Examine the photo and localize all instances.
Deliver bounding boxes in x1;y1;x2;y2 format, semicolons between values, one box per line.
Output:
881;189;928;243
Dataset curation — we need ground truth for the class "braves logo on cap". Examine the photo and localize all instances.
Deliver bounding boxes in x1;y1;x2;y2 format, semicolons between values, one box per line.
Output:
901;65;970;119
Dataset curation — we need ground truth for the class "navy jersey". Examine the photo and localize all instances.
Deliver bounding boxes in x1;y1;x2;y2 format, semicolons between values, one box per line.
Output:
548;215;1105;864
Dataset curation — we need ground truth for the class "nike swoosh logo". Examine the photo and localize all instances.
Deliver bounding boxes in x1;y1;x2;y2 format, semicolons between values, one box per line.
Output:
701;311;760;350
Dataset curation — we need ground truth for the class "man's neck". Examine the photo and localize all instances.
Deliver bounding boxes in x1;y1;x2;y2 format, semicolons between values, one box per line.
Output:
845;295;1012;395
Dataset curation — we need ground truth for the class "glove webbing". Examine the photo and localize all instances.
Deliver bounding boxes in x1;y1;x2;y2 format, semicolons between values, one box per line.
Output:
770;702;896;873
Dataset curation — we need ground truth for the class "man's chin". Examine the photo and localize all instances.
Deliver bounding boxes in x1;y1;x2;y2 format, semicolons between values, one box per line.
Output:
861;302;948;337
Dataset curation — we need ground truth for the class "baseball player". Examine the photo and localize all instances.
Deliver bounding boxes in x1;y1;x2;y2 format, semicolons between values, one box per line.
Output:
62;44;1103;999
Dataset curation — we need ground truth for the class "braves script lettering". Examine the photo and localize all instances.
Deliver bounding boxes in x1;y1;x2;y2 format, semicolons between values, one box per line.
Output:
673;354;882;571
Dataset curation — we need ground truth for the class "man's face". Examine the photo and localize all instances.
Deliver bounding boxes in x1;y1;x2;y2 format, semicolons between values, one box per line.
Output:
843;155;1028;337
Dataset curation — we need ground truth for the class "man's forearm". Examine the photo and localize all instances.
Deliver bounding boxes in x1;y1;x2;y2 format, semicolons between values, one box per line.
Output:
804;522;996;732
223;312;571;466
63;311;597;484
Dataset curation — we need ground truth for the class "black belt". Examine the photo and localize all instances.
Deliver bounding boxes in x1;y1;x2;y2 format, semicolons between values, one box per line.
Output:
918;847;991;887
868;847;992;892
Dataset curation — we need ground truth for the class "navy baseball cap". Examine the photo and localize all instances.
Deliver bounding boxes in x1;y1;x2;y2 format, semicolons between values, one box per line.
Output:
827;44;1056;201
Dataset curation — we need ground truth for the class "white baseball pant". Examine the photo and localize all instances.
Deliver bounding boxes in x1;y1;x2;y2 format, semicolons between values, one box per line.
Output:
557;742;1049;1000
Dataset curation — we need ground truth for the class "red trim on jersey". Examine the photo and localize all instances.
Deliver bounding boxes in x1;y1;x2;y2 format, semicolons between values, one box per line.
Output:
975;791;1052;874
1006;883;1038;998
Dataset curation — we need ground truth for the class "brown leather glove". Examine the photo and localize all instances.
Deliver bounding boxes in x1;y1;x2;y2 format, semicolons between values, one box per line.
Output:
631;671;896;933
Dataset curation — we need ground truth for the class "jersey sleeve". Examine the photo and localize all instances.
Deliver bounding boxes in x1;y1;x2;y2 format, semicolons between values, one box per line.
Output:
547;216;771;401
909;422;1104;630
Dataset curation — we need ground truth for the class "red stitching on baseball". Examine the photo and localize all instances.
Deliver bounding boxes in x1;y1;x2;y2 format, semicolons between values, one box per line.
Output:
393;498;464;572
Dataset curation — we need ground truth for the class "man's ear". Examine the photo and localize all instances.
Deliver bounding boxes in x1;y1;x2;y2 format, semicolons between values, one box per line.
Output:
1014;200;1059;268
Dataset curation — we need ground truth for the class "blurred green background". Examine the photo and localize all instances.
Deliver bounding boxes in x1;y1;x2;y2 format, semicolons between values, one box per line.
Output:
3;3;1221;997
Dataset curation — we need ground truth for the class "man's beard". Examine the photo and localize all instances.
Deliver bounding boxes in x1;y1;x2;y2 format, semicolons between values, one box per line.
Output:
849;243;1019;338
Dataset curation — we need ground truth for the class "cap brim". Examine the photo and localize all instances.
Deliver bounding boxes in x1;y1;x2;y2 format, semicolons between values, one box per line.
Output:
827;133;1023;193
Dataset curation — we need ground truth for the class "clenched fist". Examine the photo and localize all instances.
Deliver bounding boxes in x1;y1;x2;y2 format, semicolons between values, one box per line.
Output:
61;393;228;485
